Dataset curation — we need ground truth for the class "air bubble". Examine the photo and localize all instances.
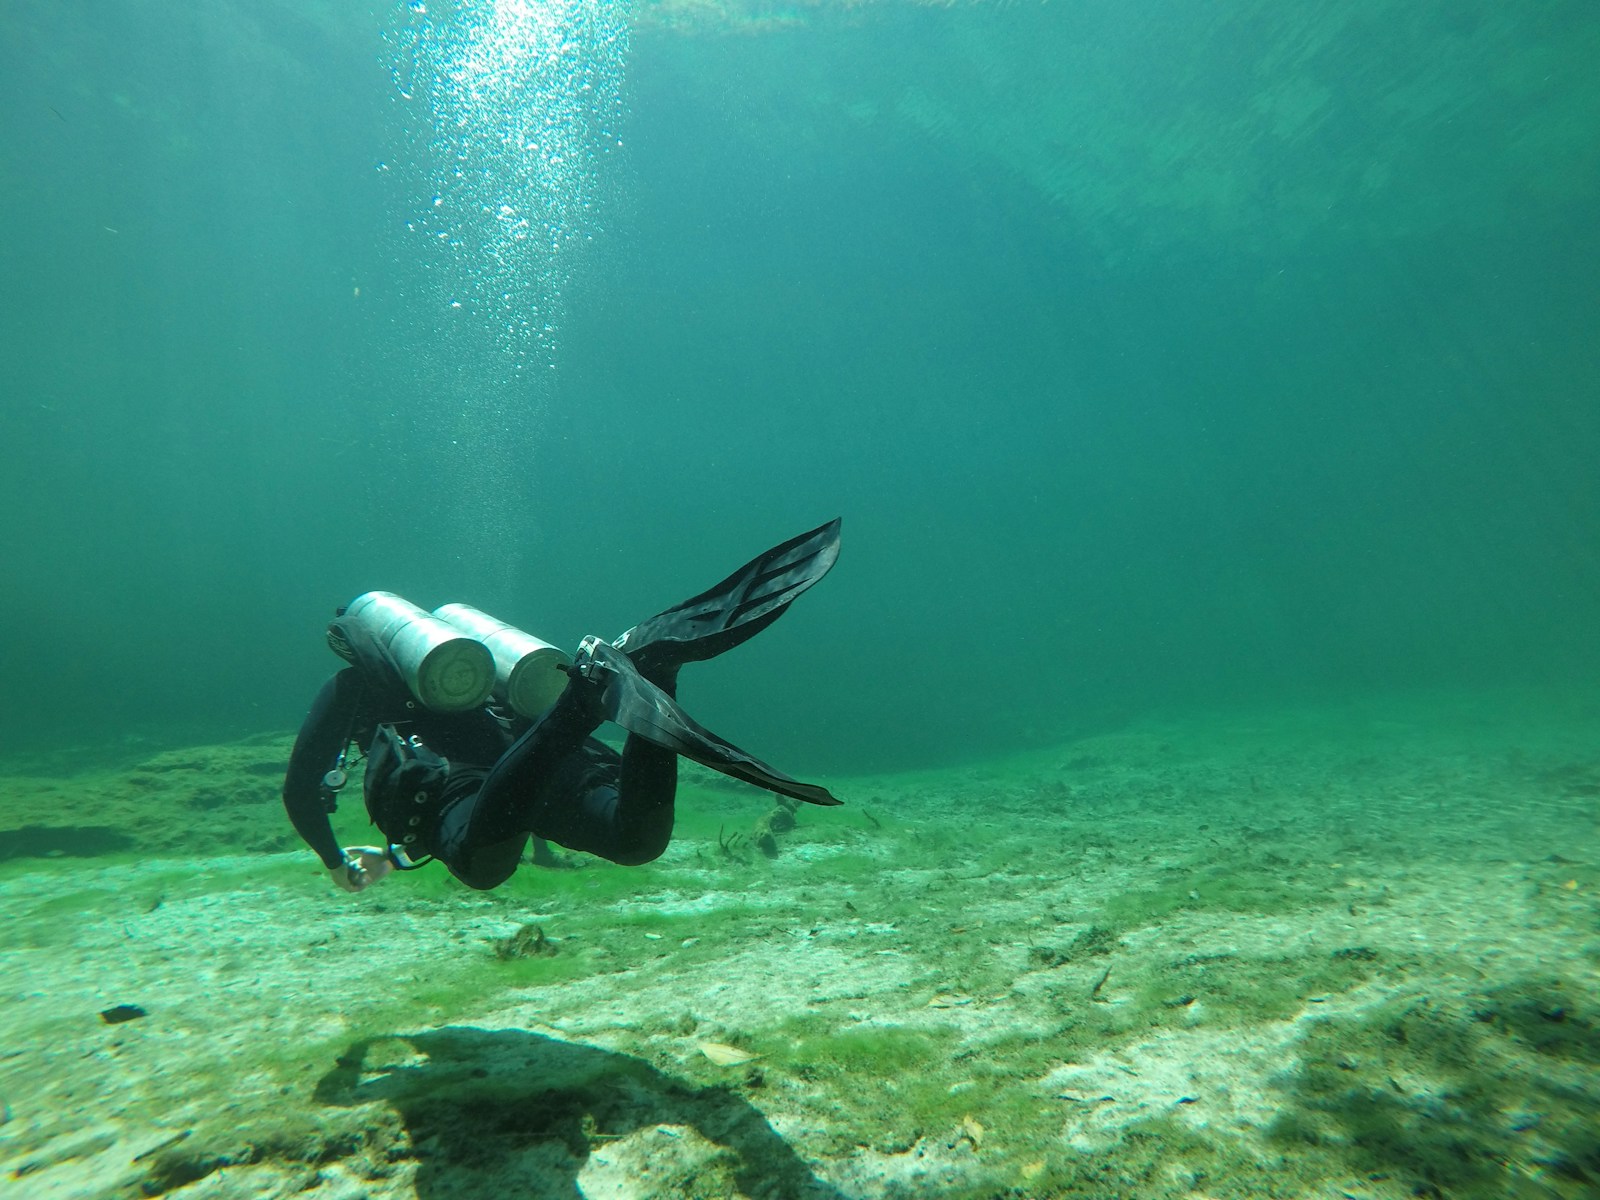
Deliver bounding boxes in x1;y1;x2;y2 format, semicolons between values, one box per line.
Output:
390;0;628;374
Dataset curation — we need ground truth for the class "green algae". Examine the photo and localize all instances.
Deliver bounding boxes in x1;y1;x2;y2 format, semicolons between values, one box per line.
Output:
1268;984;1600;1199
7;700;1600;1200
0;739;299;867
1128;947;1381;1025
740;1017;1064;1162
1097;851;1335;929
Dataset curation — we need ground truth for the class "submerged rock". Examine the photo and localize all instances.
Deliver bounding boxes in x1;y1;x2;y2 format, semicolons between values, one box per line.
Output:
98;1004;147;1025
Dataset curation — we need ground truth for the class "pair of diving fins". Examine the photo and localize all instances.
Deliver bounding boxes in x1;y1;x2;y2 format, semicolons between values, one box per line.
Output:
570;518;843;809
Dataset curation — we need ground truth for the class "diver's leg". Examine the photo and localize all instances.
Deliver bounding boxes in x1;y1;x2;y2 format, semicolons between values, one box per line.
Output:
432;802;525;890
616;736;677;857
526;739;677;867
604;676;681;862
431;683;606;889
526;669;681;866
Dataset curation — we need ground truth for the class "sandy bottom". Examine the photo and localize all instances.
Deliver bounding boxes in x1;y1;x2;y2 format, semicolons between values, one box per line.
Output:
2;690;1598;1200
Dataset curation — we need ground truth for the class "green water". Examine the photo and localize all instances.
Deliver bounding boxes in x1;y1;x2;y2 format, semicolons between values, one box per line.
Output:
2;2;1598;765
8;9;1600;1193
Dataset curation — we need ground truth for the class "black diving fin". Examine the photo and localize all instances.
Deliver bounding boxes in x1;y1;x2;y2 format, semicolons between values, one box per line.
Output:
613;517;842;678
567;636;841;807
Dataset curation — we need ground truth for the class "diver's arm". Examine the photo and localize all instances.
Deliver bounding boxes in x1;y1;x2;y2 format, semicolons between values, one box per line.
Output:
282;668;365;870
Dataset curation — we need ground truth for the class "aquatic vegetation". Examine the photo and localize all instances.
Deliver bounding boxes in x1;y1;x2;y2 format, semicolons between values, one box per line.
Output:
1096;850;1333;929
1027;923;1118;969
1126;947;1382;1026
5;699;1600;1199
0;737;301;871
1261;979;1600;1198
492;922;558;960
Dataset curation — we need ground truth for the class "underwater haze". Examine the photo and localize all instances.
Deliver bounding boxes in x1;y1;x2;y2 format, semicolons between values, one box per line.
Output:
3;0;1599;768
7;4;1600;1200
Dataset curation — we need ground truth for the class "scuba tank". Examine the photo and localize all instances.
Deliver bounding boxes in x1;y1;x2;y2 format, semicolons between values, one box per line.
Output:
329;591;569;719
329;591;495;713
433;603;571;720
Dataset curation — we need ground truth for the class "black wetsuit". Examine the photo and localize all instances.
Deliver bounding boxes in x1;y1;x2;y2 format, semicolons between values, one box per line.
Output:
281;666;677;890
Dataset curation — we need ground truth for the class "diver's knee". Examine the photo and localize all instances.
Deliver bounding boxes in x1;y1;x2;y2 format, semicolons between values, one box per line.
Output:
609;828;671;867
608;844;664;867
451;868;511;891
446;852;519;891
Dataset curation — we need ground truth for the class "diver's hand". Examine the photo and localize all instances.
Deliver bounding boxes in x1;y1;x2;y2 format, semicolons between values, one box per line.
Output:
328;846;393;894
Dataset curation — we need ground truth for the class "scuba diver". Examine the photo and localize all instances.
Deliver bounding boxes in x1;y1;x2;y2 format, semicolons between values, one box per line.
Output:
281;519;842;893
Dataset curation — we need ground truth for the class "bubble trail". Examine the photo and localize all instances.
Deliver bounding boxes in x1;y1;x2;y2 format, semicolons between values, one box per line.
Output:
383;0;630;579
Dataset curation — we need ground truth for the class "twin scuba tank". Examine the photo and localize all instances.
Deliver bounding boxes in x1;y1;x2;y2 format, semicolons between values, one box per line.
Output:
328;591;570;719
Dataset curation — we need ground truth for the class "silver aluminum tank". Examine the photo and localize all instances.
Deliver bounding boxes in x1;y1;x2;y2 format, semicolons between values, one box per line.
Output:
433;603;571;720
341;591;495;712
